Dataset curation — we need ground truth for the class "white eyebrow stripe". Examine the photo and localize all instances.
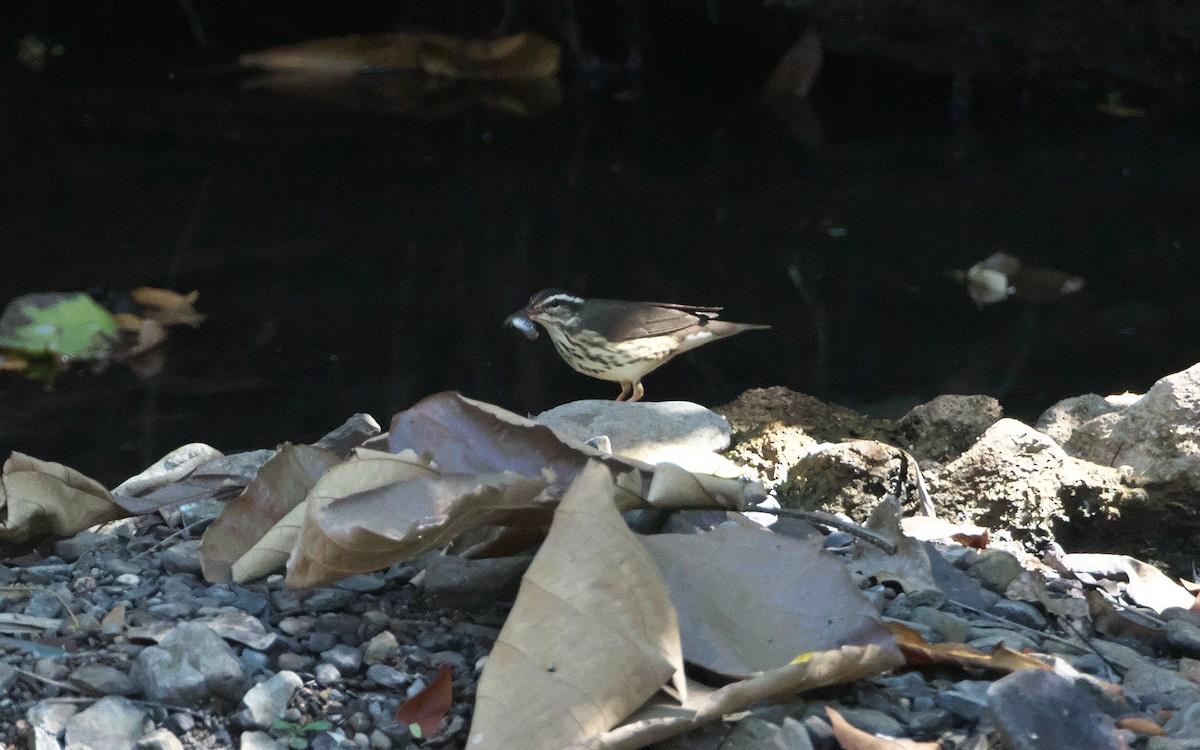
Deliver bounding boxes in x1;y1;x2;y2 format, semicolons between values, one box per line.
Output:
539;293;584;306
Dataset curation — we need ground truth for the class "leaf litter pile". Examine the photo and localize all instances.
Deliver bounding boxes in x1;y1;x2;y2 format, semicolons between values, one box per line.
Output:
2;377;1200;749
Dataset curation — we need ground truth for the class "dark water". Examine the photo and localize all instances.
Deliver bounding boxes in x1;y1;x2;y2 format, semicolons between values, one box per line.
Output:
1;20;1198;487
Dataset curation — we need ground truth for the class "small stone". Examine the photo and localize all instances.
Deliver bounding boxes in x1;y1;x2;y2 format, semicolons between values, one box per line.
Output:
69;663;138;696
937;680;990;721
53;530;117;562
429;651;467;672
63;696;152;749
989;599;1048;629
240;730;286;750
1148;739;1200;750
314;663;341;686
136;728;186;750
335;574;387;593
27;700;78;735
304;588;357;612
1125;662;1200;709
307;632;338;653
911;607;971;643
369;729;393;750
116;572;142;586
132;621;249;705
347;712;372;732
834;707;903;738
160;539;205;575
720;716;792;749
240;670;303;729
363;632;400;665
1167;620;1200;658
276;653;315;673
365;664;409;688
966;550;1023;593
321;644;364;675
24;590;66;618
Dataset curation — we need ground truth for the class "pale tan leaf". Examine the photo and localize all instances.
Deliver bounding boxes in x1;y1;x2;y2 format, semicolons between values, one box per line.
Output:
200;443;341;583
284;450;550;588
468;462;684;750
231;501;308;584
642;526;896;679
827;706;939;749
567;643;905;750
131;287;205;327
0;453;126;543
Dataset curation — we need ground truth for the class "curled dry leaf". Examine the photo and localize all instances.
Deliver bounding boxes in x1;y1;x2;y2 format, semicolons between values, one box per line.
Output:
567;643;904;750
285;450;550;588
200;443;342;583
468;462;685;750
388;392;759;513
1057;552;1196;613
826;706;939;750
886;621;1052;674
396;664;454;738
131;287;206;328
641;526;896;679
0;452;126;544
1116;716;1166;736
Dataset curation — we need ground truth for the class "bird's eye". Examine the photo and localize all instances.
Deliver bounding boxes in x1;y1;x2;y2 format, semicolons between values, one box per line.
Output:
545;300;562;309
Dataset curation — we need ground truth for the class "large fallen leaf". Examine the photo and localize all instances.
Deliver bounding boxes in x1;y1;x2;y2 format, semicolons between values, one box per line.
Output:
285;450;549;587
641;526;895;679
0;292;116;360
0;453;126;543
388;392;759;513
200;443;341;583
826;706;939;749
396;665;454;737
886;621;1052;673
468;462;685;749
1057;553;1195;613
566;643;904;750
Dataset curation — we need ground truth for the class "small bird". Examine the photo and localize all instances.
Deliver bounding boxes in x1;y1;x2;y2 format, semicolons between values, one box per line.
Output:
505;289;770;402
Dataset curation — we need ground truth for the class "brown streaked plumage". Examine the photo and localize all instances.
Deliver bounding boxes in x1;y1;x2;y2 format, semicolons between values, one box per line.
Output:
505;289;770;402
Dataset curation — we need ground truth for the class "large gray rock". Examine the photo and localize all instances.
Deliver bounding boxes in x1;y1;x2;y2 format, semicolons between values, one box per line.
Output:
63;696;152;750
928;418;1139;536
133;622;249;706
536;400;732;460
987;670;1120;750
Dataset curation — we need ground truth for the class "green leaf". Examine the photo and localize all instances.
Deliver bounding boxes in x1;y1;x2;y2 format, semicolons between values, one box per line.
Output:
0;292;116;360
302;720;332;733
409;723;423;740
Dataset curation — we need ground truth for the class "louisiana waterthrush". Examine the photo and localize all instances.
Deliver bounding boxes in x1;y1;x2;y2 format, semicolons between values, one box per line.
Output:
505;288;770;402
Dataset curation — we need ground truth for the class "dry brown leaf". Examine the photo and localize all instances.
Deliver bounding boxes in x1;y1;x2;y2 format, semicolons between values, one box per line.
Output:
567;643;905;750
886;621;1052;673
641;526;896;679
200;443;342;583
113;312;143;332
132;287;206;328
285;450;550;588
232;502;307;584
239;32;559;80
826;706;939;749
0;453;127;543
396;665;454;737
468;462;685;750
1116;716;1166;736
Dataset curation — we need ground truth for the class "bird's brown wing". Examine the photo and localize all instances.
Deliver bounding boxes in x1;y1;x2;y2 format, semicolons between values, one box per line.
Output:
580;299;723;341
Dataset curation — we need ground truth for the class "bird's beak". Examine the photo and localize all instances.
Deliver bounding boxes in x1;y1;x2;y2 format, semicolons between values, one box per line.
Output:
504;309;540;339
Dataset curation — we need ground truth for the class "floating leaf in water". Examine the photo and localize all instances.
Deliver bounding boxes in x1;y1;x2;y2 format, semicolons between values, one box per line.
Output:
0;292;116;360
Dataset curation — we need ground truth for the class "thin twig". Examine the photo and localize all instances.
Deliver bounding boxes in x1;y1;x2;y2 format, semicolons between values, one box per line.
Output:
736;507;897;554
130;518;213;561
951;601;1087;653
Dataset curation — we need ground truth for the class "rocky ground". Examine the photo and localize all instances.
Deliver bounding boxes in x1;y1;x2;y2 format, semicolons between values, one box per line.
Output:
2;362;1199;750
